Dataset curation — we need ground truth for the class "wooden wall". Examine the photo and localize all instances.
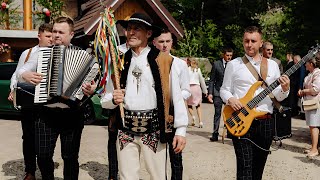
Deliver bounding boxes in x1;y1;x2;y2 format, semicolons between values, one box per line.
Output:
114;0;147;20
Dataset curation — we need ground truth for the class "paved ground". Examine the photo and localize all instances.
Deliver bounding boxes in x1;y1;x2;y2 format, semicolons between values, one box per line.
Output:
0;103;320;180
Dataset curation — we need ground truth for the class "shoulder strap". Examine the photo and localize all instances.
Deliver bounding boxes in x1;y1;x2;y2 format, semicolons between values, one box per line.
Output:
242;56;260;81
242;56;283;111
24;48;33;63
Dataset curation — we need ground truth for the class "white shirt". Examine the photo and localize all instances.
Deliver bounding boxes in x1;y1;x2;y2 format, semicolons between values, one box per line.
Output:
118;43;130;54
220;54;289;113
16;46;42;83
188;67;208;94
171;55;191;100
101;46;188;136
222;59;228;68
10;45;39;90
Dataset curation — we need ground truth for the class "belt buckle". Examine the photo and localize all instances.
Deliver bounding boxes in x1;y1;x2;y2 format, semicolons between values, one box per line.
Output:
131;126;147;133
132;117;148;127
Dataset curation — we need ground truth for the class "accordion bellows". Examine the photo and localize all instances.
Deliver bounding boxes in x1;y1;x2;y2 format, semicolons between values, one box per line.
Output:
34;45;99;104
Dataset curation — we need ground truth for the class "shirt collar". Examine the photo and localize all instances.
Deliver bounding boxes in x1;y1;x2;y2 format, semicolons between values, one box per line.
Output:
245;54;262;65
222;59;227;64
131;46;151;57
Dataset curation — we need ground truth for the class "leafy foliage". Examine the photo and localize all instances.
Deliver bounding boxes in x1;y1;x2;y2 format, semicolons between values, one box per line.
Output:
173;20;223;60
162;0;319;62
36;0;64;23
253;5;288;61
0;0;21;29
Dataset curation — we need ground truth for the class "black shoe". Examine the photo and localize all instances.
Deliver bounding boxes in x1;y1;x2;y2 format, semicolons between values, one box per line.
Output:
210;136;218;142
23;173;36;180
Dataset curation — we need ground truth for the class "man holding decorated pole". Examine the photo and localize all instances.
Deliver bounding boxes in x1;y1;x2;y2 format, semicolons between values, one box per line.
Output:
101;13;188;179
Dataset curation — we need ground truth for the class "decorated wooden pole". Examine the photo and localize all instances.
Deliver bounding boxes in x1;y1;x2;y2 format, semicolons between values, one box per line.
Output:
108;27;125;121
93;7;124;124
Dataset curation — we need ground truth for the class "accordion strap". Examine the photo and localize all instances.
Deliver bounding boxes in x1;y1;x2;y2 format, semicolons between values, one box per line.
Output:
24;48;33;63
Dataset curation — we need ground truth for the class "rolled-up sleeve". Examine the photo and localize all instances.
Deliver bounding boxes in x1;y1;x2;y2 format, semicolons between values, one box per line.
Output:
10;50;28;90
271;62;289;101
100;80;118;109
220;61;234;103
170;63;188;137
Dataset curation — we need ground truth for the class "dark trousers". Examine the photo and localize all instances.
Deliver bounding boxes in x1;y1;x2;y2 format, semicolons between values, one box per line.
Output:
108;129;118;180
21;108;37;175
212;96;223;137
232;118;274;180
35;107;84;180
167;133;183;180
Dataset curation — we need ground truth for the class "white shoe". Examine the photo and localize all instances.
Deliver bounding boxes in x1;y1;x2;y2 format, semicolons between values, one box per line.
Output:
199;122;203;128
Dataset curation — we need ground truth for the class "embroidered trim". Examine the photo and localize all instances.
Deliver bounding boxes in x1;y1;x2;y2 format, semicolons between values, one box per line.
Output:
129;18;152;26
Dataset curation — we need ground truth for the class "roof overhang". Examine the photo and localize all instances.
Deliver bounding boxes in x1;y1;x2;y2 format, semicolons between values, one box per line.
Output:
74;0;184;39
0;30;38;38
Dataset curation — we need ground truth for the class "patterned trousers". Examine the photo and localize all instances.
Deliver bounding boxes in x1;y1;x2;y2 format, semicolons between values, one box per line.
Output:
116;135;166;180
232;117;274;180
35;107;84;180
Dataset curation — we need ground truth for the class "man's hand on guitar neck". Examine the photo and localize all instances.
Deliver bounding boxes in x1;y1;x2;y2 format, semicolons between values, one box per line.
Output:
278;75;290;92
227;97;243;111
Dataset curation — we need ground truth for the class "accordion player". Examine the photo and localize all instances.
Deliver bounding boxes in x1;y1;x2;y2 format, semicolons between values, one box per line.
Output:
14;45;100;109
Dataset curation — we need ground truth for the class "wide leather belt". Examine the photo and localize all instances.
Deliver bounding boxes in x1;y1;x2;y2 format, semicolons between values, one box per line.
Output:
255;113;273;120
123;108;159;136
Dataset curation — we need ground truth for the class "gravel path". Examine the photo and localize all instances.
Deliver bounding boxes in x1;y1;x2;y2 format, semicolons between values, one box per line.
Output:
0;103;319;180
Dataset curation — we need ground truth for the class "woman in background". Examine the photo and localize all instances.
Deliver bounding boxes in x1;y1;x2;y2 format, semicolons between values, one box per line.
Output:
187;58;208;128
298;58;320;157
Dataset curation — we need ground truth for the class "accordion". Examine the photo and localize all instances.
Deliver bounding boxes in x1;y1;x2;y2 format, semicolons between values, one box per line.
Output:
34;45;99;104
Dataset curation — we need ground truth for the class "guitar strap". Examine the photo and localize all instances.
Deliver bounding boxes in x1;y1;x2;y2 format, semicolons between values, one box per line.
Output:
242;56;283;112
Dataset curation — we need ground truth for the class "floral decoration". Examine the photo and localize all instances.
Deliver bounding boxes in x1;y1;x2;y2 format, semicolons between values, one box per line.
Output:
35;0;64;23
0;43;11;54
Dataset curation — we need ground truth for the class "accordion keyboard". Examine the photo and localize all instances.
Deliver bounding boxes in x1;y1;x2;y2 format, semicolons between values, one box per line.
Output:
34;48;52;103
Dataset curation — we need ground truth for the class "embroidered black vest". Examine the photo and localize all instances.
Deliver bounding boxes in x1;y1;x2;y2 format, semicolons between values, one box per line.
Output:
116;46;173;143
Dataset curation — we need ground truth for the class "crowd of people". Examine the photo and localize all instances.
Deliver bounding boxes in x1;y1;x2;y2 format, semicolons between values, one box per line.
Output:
6;12;320;180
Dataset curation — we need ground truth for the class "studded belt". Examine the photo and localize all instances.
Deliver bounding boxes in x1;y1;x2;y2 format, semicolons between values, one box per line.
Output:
123;108;159;136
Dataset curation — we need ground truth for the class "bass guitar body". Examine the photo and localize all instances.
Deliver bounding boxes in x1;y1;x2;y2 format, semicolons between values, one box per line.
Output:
223;81;267;137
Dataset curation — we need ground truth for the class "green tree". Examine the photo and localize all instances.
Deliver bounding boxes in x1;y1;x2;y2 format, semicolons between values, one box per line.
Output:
282;0;320;55
173;20;223;60
253;5;288;61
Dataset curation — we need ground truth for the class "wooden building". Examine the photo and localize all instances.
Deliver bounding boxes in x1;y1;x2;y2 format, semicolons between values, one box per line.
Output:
0;0;183;62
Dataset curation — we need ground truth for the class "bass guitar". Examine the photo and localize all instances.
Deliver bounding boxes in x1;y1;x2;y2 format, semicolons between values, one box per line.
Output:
223;45;320;137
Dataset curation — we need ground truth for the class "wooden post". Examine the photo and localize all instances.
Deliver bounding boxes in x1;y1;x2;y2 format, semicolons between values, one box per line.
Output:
3;0;9;29
108;27;125;123
23;0;32;30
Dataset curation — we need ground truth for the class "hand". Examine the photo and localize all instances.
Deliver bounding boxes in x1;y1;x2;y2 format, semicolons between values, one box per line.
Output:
8;91;13;101
207;94;213;103
172;135;186;153
22;71;43;85
113;89;125;105
227;97;243;111
297;89;304;97
278;75;290;92
82;80;97;96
